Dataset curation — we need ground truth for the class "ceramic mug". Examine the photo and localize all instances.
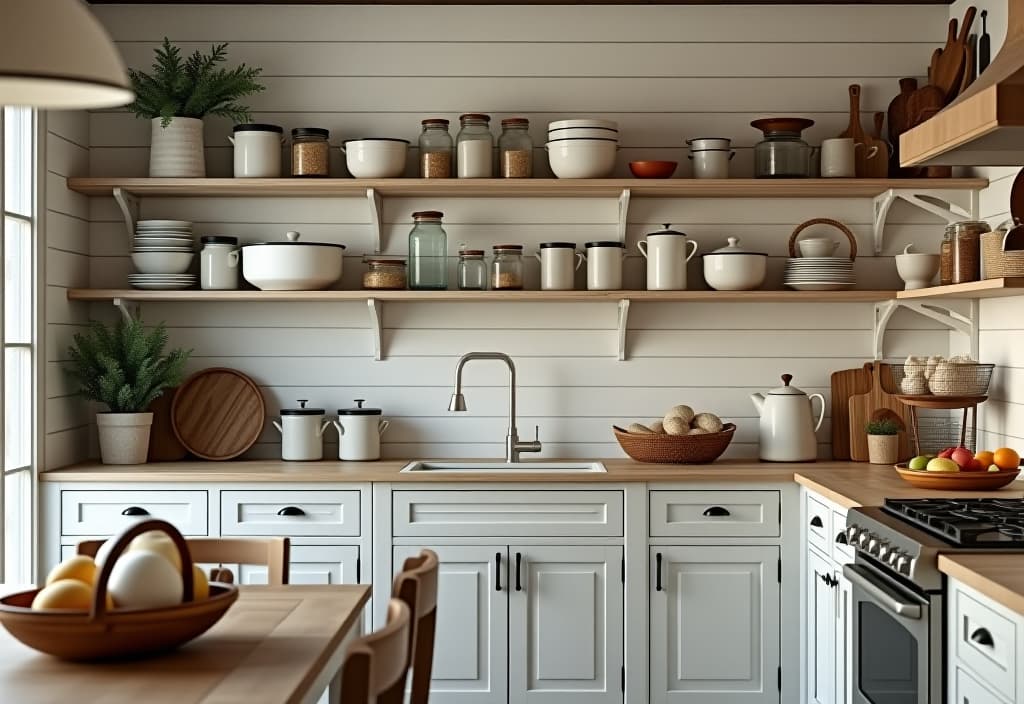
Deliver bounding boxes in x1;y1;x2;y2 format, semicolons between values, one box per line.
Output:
820;138;878;178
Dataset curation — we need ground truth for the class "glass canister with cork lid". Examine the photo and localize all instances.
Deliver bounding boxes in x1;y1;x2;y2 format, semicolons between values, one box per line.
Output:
491;244;525;290
363;258;407;290
950;220;990;284
498;118;533;178
457;248;487;290
419;118;453;178
456;113;493;178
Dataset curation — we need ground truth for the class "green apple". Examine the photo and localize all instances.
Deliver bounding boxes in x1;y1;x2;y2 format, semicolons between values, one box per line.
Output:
926;457;960;473
908;455;929;470
989;464;1002;473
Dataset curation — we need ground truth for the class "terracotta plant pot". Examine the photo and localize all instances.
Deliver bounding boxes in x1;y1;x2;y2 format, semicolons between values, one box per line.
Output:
149;117;206;177
867;434;899;465
96;412;153;465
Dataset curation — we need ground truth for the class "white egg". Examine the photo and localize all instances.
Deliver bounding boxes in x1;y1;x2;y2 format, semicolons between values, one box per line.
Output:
94;538;115;567
107;550;183;609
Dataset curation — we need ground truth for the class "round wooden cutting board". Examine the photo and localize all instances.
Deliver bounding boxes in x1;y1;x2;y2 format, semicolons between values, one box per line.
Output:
171;368;266;460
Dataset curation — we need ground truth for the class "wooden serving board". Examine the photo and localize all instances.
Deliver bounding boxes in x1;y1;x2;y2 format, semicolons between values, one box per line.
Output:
171;368;266;461
848;362;913;462
830;364;872;460
147;386;188;462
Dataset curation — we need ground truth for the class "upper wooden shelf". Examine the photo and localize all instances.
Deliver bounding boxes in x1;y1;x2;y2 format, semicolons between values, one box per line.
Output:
65;177;988;200
896;277;1024;300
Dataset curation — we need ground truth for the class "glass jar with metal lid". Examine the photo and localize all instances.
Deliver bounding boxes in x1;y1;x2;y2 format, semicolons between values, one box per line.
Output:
491;244;524;290
363;258;407;290
950;220;990;284
419;118;453;178
408;211;448;290
456;113;493;178
498;118;533;178
457;248;487;290
291;127;330;177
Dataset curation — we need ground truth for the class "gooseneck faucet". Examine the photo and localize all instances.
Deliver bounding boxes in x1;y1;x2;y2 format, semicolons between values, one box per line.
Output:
448;352;542;463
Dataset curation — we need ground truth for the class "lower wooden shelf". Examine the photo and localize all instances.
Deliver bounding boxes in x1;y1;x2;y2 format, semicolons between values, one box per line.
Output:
896;278;1024;300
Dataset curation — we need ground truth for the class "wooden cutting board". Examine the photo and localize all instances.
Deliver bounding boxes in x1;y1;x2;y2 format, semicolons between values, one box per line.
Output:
831;365;872;460
171;367;266;461
147;386;188;462
887;77;918;176
933;7;977;104
837;85;888;177
848;362;913;462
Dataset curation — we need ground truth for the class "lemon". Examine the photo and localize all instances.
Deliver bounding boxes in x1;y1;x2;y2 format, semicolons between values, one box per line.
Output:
31;579;93;611
190;565;210;601
45;555;97;587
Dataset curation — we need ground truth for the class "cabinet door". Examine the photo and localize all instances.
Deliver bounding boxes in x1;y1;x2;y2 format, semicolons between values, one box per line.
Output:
239;544;360;585
806;549;836;704
651;545;780;704
393;545;508;704
835;570;852;704
508;545;623;704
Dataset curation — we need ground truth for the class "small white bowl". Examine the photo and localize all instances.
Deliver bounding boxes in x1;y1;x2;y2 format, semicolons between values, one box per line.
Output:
799;238;840;258
548;127;619;141
131;251;194;275
341;138;409;178
895;252;940;290
546;139;617;179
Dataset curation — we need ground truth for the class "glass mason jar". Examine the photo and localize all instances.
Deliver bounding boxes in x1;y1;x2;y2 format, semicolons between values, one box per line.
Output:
419;118;453;178
498;118;533;178
940;224;955;286
457;249;487;290
363;258;407;290
408;211;448;290
751;118;816;178
951;220;989;284
291;127;330;177
491;244;524;290
456;113;493;178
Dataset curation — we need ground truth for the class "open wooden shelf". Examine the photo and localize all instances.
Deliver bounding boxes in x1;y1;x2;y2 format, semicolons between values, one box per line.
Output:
896;278;1024;300
65;177;988;199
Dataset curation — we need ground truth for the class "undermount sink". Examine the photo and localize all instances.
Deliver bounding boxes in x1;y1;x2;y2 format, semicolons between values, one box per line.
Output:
399;461;608;474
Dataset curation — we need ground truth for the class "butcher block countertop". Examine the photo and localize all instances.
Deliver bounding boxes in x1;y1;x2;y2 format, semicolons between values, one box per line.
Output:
939;555;1024;617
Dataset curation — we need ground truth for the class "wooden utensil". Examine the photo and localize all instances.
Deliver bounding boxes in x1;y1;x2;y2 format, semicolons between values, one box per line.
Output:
831;365;872;460
887;77;918;176
848;362;913;462
171;367;266;461
1010;168;1024;222
961;36;976;96
933;7;977;103
838;84;868;144
979;10;991;74
147;386;188;462
837;85;888;177
862;111;891;178
907;84;946;128
872;111;885;139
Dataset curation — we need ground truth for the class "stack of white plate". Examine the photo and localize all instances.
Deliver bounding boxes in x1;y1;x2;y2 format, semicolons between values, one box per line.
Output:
783;257;856;291
131;220;197;289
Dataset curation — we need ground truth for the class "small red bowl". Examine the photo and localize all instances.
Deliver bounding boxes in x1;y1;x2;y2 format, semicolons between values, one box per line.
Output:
629;161;678;179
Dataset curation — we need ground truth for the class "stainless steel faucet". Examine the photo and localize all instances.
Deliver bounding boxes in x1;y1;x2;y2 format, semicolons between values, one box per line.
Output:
448;352;542;463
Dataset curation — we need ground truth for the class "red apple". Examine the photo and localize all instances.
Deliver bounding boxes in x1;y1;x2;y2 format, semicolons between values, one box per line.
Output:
951;447;975;469
963;458;986;472
938;447;956;459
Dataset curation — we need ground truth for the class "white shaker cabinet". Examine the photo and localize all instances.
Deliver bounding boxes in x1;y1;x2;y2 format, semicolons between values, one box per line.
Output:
650;545;781;704
239;544;360;585
806;547;836;704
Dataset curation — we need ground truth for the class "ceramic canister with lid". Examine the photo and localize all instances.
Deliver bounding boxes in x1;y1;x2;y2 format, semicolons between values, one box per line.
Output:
638;225;699;291
334;399;390;461
534;242;584;291
200;236;240;290
584;241;625;290
702;237;767;291
272;400;330;461
229;123;284;178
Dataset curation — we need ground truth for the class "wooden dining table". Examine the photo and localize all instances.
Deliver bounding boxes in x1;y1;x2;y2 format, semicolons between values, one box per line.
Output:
0;584;370;704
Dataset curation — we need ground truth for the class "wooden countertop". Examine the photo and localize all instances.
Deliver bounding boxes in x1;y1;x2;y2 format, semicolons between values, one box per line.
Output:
793;468;1024;509
939;555;1024;618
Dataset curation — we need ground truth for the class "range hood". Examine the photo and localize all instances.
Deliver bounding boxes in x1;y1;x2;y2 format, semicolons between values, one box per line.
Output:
901;0;1024;166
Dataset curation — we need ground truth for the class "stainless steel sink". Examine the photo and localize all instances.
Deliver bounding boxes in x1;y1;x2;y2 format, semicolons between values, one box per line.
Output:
399;461;607;474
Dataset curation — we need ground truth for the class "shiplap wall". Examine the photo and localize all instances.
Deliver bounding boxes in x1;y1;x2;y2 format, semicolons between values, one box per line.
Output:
66;4;963;461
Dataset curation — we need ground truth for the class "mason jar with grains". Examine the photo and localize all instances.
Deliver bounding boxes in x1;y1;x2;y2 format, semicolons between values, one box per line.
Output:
498;118;533;178
419;118;453;178
950;220;990;284
291;127;331;177
491;244;525;290
456;113;493;178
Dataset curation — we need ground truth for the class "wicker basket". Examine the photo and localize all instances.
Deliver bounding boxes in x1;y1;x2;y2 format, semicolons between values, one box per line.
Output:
887;362;994;397
613;423;736;464
981;227;1024;279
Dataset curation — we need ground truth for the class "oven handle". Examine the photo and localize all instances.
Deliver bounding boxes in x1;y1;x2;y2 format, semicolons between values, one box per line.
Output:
843;563;923;620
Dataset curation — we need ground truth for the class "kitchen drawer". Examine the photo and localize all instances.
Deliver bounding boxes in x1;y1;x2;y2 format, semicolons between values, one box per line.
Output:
954;666;1011;704
61;490;208;536
221;490;361;537
831;509;855;564
649;490;780;538
804;492;831;556
952;584;1019;702
393;490;623;537
239;545;360;585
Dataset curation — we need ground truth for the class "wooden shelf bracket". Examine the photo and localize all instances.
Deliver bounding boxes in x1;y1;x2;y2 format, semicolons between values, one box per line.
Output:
872;187;980;254
617;189;631;244
367;298;383;361
873;299;979;360
366;188;383;254
112;187;140;246
617;298;631;361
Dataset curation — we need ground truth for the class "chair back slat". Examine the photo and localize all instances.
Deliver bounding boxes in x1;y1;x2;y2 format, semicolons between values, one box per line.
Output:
340;598;411;704
393;549;440;704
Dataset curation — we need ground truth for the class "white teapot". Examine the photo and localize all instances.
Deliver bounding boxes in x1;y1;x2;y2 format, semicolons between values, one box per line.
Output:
750;374;825;462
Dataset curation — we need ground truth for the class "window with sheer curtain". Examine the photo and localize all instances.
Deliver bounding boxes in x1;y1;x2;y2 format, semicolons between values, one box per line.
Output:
2;105;36;585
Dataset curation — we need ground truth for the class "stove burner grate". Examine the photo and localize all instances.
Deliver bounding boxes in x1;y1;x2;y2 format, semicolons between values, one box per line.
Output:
883;498;1024;547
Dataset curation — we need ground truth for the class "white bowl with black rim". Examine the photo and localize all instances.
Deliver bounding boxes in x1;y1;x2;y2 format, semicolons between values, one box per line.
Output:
241;230;345;290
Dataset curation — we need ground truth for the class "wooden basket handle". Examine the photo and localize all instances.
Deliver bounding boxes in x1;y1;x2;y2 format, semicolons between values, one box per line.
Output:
788;218;858;261
90;518;196;623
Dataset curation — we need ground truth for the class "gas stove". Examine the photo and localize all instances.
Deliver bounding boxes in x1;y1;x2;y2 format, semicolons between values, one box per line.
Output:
884;497;1024;546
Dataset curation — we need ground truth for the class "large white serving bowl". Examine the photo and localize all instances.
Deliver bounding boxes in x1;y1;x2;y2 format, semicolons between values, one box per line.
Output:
241;231;345;291
546;139;617;179
130;251;194;275
702;237;767;291
548;119;619;132
341;138;408;178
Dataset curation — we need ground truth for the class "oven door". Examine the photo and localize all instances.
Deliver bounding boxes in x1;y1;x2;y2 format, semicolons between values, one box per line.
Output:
843;562;940;704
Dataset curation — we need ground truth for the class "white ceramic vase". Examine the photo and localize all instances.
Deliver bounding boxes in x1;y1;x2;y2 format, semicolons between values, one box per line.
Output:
96;412;153;465
149;117;206;177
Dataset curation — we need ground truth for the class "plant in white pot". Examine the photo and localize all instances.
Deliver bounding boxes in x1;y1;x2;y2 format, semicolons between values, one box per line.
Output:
865;418;901;465
127;38;264;177
67;319;190;464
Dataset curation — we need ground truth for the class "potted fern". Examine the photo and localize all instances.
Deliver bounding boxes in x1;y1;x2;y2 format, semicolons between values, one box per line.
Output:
127;38;264;177
865;418;901;465
67;319;190;464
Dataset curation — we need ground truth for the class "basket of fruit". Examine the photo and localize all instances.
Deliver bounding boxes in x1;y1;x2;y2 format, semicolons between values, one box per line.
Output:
890;356;994;397
0;519;238;660
614;405;735;464
896;446;1021;490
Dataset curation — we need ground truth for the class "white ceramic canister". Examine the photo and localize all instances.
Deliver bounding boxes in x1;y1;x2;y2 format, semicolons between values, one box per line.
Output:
534;242;584;290
583;241;625;290
149;116;205;178
229;123;284;178
638;225;699;291
688;148;735;179
200;235;240;290
334;399;390;461
272;400;329;461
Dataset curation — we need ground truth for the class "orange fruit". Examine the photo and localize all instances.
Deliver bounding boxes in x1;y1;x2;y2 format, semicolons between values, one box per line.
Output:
975;451;995;467
993;448;1021;471
45;555;97;586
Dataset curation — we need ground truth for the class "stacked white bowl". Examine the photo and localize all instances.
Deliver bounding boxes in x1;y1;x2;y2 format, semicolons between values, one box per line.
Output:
546;119;619;178
129;219;197;290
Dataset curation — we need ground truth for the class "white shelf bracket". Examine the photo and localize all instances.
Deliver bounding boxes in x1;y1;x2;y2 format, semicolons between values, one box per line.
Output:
873;299;978;360
112;297;139;323
367;298;383;361
367;188;383;254
617;298;631;361
617;189;631;244
872;187;980;255
112;187;139;247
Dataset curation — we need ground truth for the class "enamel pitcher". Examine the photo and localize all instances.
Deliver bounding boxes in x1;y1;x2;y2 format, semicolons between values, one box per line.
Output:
750;374;825;462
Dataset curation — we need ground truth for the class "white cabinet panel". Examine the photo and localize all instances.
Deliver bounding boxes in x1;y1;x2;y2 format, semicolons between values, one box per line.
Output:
221;490;360;537
394;545;508;704
804;493;831;557
836;570;852;704
952;585;1019;703
650;491;780;538
651;545;780;704
807;548;835;704
509;545;623;704
61;490;208;536
239;545;359;585
953;665;1012;704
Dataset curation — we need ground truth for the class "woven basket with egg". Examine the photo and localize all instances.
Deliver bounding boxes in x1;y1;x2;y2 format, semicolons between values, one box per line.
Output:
613;405;735;463
890;355;994;398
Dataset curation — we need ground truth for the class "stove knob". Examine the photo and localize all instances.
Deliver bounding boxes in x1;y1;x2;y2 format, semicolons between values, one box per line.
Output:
896;554;912;575
846;525;859;543
858;532;871;548
870;539;888;557
886;550;900;566
878;543;892;560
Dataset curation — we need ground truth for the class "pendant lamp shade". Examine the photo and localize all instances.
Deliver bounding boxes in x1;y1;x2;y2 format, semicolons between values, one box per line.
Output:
0;0;132;109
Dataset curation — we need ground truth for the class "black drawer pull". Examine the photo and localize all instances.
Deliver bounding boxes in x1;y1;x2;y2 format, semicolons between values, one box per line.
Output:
810;515;824;528
121;506;150;516
970;627;994;647
515;552;523;592
835;532;849;545
655;552;663;592
495;552;502;592
702;506;731;517
277;506;305;517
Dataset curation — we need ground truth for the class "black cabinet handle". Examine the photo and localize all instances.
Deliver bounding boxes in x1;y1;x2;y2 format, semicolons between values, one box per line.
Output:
836;532;849;545
277;506;305;516
970;627;995;647
121;506;149;516
495;552;502;592
820;573;838;588
810;515;824;528
655;552;663;592
515;552;522;592
702;506;731;517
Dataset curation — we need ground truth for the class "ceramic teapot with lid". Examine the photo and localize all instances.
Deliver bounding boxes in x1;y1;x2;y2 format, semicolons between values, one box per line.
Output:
750;374;825;462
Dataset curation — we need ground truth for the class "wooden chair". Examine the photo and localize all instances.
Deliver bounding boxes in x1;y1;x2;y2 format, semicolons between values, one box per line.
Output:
76;537;291;585
338;598;411;704
392;549;439;704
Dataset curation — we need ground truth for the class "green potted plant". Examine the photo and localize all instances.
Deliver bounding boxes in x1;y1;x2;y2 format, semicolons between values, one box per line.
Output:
865;418;901;465
127;38;264;177
67;319;190;464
